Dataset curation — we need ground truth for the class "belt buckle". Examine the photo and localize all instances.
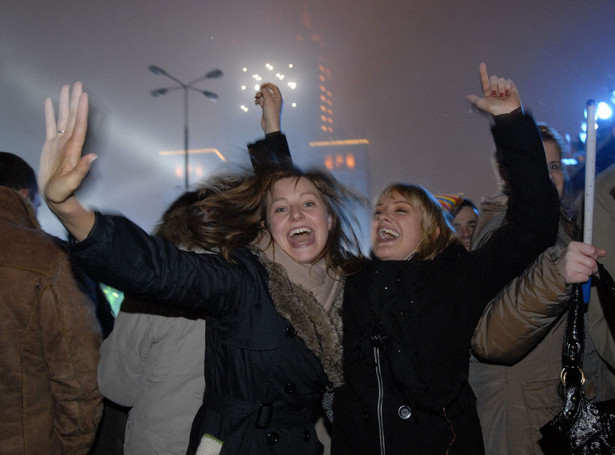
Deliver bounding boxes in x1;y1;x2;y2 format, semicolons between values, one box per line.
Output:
255;402;273;429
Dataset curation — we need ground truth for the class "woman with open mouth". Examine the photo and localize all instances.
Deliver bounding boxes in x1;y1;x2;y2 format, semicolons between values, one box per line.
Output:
37;82;363;455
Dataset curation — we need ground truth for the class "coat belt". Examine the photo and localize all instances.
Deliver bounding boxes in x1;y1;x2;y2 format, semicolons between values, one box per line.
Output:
204;390;313;429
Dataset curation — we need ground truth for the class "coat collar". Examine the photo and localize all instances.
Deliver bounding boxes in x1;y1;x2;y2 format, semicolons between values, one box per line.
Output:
250;246;345;388
0;186;40;230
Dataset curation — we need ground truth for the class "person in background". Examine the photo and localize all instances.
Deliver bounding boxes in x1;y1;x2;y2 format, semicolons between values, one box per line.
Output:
577;163;615;372
0;151;103;455
452;199;479;251
468;122;615;454
96;190;208;455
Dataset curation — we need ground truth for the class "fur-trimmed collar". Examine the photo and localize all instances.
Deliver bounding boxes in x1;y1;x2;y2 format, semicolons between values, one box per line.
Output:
250;247;344;387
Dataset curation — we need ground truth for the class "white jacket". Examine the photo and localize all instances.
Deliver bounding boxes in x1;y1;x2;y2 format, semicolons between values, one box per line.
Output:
98;301;206;455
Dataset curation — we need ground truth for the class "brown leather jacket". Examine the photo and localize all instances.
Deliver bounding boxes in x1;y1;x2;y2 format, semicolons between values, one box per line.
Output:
0;187;103;454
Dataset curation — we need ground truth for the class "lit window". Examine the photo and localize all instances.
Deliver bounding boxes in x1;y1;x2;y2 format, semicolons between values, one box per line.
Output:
346;154;356;169
324;155;333;170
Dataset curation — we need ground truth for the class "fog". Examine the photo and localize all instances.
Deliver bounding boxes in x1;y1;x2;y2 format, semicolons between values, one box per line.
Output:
2;0;614;242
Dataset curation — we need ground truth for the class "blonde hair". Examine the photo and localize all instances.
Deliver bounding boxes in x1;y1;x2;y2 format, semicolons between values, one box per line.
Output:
378;184;458;260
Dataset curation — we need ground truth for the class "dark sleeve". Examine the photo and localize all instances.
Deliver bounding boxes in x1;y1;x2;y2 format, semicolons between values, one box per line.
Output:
69;213;254;318
462;113;560;315
248;131;293;174
492;112;559;244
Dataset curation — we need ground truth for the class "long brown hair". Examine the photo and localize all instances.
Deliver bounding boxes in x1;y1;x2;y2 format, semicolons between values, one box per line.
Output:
378;183;458;260
190;167;366;274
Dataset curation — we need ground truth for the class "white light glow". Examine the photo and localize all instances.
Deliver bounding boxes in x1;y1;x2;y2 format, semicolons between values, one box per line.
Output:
289;64;294;68
265;63;273;70
597;102;613;120
254;84;260;91
243;67;248;72
288;81;296;89
241;85;246;90
291;102;297;108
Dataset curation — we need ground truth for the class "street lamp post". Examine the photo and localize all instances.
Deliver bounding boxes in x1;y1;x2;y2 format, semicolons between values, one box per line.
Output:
149;65;223;189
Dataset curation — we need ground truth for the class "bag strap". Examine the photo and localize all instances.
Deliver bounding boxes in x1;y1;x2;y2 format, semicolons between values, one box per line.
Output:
596;263;615;337
560;283;586;388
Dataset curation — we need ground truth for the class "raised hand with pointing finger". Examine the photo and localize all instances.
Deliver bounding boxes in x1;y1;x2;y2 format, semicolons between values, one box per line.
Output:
467;62;523;117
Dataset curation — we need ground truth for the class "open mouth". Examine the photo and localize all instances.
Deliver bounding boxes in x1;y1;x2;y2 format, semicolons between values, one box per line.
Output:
378;228;399;240
287;226;315;247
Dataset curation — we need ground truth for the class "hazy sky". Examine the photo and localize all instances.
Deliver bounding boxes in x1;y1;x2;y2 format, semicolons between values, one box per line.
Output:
2;0;614;239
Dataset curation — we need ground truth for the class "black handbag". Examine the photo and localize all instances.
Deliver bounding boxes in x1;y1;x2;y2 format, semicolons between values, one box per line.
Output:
539;265;615;454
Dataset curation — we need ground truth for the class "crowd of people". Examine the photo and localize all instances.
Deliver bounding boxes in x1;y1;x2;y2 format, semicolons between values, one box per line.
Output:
1;62;614;455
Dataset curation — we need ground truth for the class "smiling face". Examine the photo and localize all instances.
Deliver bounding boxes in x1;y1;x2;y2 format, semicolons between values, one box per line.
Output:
267;176;332;264
371;191;424;261
453;205;478;251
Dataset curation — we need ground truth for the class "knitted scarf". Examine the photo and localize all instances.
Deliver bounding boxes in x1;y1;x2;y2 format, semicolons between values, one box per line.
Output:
251;232;344;386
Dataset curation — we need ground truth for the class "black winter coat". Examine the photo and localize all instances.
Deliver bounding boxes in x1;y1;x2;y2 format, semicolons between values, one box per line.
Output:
331;113;560;454
71;218;342;454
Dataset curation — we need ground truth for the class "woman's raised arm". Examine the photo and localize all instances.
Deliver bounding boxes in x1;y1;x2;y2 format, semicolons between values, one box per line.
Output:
39;82;96;240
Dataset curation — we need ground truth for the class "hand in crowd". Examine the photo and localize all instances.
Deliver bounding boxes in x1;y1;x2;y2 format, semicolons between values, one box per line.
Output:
254;82;282;134
558;241;607;284
467;62;522;117
40;82;94;205
39;81;96;241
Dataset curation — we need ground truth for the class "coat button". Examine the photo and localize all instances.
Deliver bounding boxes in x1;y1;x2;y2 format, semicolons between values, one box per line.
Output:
398;405;412;420
267;432;280;444
284;383;296;394
285;325;297;337
302;430;311;442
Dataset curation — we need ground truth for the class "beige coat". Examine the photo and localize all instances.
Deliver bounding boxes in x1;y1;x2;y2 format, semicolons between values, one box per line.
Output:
469;198;615;454
0;187;103;454
580;164;615;371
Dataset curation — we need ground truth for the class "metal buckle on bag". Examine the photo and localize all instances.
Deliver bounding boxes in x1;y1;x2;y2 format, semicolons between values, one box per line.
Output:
255;403;273;429
560;367;586;387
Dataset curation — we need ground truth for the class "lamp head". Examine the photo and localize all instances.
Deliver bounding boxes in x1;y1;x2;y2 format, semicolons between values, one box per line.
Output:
205;69;223;79
202;91;219;101
149;65;167;75
151;88;168;97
